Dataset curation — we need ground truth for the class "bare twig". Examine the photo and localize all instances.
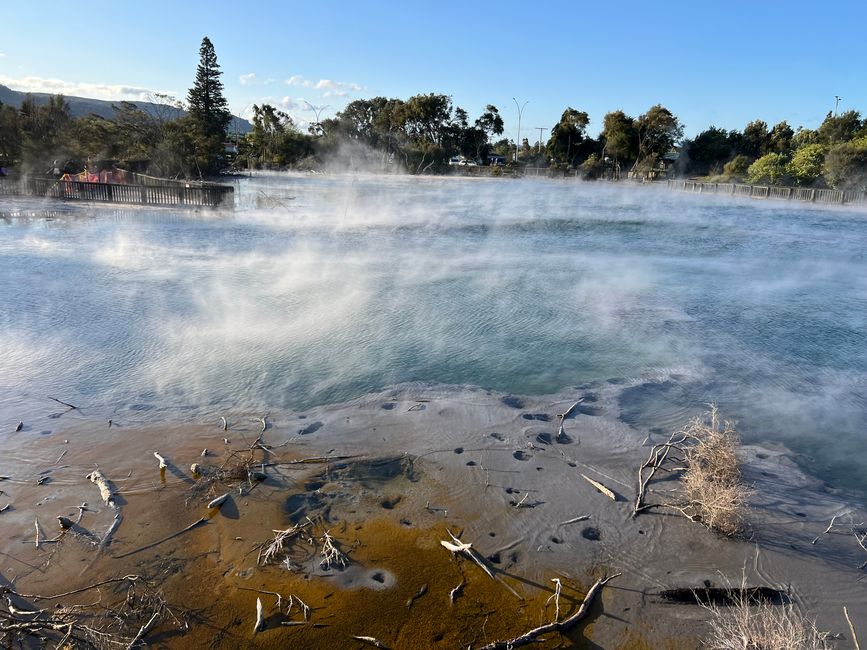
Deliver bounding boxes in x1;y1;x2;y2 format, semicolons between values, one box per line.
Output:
559;515;591;526
48;396;77;410
320;530;349;570
480;573;621;649
9;574;142;601
449;579;465;605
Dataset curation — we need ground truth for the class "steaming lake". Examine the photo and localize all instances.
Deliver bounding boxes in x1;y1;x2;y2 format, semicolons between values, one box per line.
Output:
2;173;866;491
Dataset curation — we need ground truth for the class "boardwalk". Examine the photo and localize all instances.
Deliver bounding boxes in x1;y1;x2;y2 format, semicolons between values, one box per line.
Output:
0;176;234;208
668;179;867;206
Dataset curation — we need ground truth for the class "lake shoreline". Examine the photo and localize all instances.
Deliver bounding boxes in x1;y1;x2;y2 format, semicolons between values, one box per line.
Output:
2;379;864;647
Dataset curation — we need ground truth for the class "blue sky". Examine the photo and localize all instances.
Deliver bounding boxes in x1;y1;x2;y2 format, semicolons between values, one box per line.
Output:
1;1;865;142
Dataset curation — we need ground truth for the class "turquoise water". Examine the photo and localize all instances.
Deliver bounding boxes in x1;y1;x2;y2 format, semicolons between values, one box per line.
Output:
1;174;866;490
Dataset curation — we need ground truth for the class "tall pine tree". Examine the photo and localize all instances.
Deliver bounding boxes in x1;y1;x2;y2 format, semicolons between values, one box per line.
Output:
187;36;230;138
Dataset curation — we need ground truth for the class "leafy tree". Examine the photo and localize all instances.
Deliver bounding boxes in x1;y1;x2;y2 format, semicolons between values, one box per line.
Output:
681;126;735;176
791;127;819;150
601;110;637;164
768;121;794;155
817;110;863;144
0;102;22;164
633;104;682;173
19;94;71;171
822;139;867;189
786;144;826;186
739;120;769;159
747;152;789;185
547;107;590;166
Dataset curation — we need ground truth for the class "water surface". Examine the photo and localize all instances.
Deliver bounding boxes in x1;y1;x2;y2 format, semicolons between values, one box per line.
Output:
1;174;865;490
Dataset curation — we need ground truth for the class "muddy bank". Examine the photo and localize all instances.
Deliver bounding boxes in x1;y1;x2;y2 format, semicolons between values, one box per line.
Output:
1;378;865;648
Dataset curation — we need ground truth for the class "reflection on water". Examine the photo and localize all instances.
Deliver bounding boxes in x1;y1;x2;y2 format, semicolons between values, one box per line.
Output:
1;173;866;491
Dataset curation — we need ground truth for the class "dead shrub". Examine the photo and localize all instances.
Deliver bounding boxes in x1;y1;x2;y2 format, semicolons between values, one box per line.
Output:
702;591;831;650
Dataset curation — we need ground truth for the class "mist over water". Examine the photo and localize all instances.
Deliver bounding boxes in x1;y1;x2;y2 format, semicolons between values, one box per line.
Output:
2;174;866;490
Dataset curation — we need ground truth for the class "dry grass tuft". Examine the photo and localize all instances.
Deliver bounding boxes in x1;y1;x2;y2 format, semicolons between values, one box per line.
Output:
703;592;831;650
679;405;751;537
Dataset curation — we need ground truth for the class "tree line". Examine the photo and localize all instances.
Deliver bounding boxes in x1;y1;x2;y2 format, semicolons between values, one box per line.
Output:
0;37;231;179
1;36;866;190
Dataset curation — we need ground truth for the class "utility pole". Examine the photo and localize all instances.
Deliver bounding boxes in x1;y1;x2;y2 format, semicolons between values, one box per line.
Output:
834;95;842;116
534;127;547;154
513;97;528;162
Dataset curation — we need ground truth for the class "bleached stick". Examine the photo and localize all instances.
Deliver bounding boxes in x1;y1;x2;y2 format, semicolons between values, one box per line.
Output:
845;606;861;650
153;452;167;469
581;473;616;501
351;636;390;649
559;515;591;526
254;597;265;633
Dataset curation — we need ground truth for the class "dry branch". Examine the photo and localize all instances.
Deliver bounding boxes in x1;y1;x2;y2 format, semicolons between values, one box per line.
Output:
633;406;751;537
48;396;77;409
479;573;621;649
320;530;349;570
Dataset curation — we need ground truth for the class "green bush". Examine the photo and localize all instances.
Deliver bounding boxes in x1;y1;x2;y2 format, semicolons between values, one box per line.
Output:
787;144;826;186
747;153;789;185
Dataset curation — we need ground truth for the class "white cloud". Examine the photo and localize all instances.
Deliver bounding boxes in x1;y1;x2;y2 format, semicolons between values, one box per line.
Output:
285;75;310;87
279;96;299;110
0;53;6;59
0;75;173;102
285;75;362;95
264;78;276;85
239;73;256;86
315;79;361;92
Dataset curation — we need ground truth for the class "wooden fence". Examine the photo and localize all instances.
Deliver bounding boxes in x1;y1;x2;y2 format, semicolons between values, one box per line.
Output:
668;179;867;206
0;176;233;208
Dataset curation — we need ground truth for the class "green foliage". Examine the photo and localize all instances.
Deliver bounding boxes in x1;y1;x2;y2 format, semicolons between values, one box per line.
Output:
768;121;794;155
747;153;789;185
546;107;590;165
681;126;737;176
786;144;826;186
791;127;819;150
722;154;751;180
186;36;231;174
633;104;682;173
601;110;637;164
740;120;770;159
822;140;867;189
0;102;23;163
817;110;863;144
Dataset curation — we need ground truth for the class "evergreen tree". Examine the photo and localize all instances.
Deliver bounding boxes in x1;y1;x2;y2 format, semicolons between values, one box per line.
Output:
187;36;231;138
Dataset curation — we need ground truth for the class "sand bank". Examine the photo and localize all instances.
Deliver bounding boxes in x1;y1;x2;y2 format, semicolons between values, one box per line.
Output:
1;377;864;647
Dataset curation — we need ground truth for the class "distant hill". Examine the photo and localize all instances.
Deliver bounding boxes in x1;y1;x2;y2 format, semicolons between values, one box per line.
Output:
0;84;251;134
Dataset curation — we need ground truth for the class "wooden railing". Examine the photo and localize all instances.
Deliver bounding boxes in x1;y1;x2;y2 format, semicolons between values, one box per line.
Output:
668;179;867;206
0;176;233;208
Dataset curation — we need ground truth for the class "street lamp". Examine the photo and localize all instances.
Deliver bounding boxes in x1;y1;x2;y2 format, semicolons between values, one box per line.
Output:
304;101;330;135
513;97;529;162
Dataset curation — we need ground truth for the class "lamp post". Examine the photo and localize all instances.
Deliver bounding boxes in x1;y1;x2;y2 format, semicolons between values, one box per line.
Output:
513;97;528;162
304;101;330;135
834;95;842;116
